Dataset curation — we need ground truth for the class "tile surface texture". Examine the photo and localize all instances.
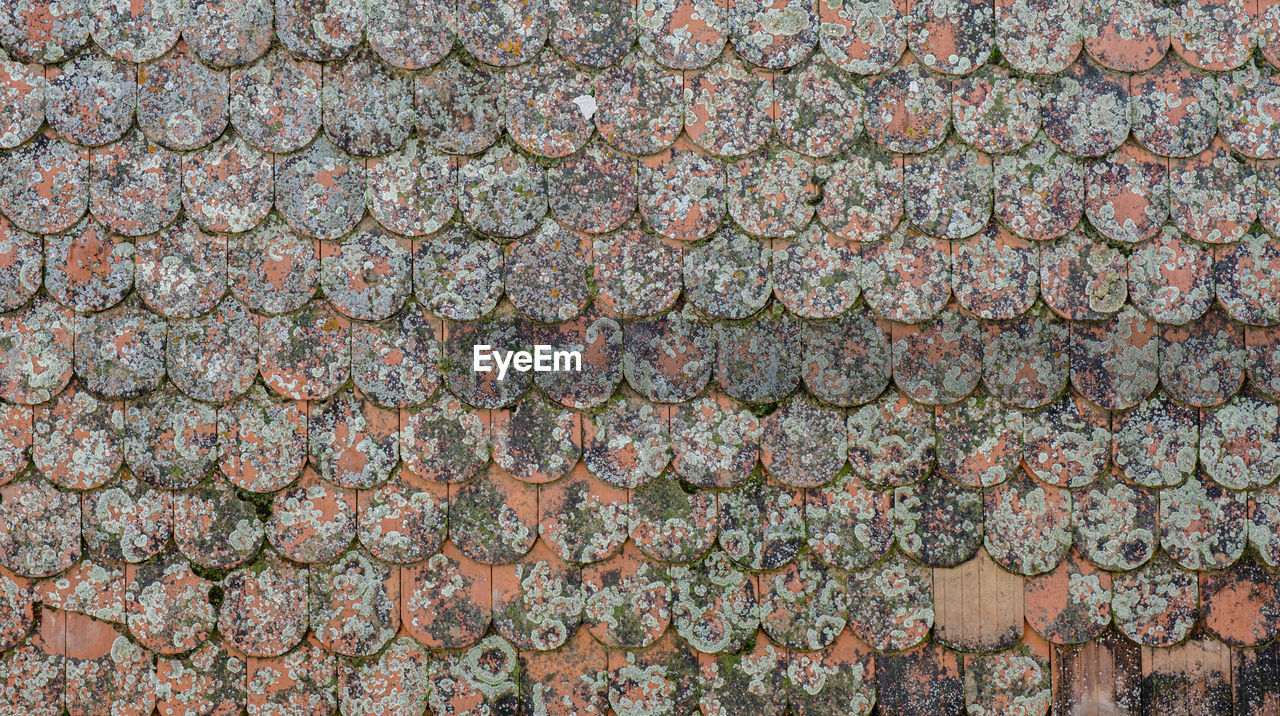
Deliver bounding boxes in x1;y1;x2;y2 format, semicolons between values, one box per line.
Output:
1;0;1280;713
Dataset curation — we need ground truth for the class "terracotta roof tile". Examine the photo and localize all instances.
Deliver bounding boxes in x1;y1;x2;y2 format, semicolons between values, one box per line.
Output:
537;466;630;564
228;47;322;154
218;551;309;657
1071;467;1158;571
184;0;273;68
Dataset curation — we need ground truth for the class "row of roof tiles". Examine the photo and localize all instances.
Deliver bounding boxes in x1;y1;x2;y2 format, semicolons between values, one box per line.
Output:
4;427;1280;578
2;129;1278;251
6;288;1280;409
3;514;1279;660
8;210;1280;326
9;621;1272;716
5;384;1280;572
11;45;1280;160
0;613;1057;716
7;0;1280;75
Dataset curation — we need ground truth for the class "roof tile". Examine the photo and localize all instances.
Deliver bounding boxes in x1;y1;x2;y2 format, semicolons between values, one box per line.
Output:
258;300;350;401
459;144;547;239
505;50;593;159
873;641;964;715
630;471;718;563
891;304;983;405
1170;0;1253;71
846;551;933;651
275;135;366;241
668;549;758;653
1081;0;1168;71
265;467;356;564
413;224;503;321
1199;556;1280;647
492;540;581;650
1040;227;1127;321
682;226;772;319
78;472;168;568
952;222;1038;319
865;55;950;153
817;140;903;242
685;51;772;158
337;636;430;716
124;383;218;489
607;631;701;715
669;389;762;489
45;46;134;147
133;217;228;319
1084;140;1169;245
165;296;259;404
184;0;273;68
1040;54;1129;157
801;309;891;406
64;611;156;714
952;65;1041;154
994;133;1084;240
181;131;273;234
351;304;440;408
492;392;581;483
0;216;40;312
229;47;322;154
365;0;454;70
323;46;413;158
400;543;491;649
714;305;802;403
1023;390;1109;488
245;640;337;714
593;51;683;155
415;55;504;156
0;474;79;577
982;468;1071;575
907;0;993;75
0;130;87;234
274;0;361;61
320;220;412;321
1219;58;1280;159
172;478;265;570
582;388;670;489
219;552;308;657
89;127;181;237
309;548;399;657
0;60;44;150
758;554;847;650
0;0;88;63
717;468;805;570
788;630;876;715
1172;139;1257;245
125;553;215;654
728;147;816;239
698;635;788;715
639;138;727;241
1112;389;1199;488
218;383;307;493
505;220;592;323
1024;548;1112;645
518;628;608;715
1111;554;1198;647
592;222;682;318
637;0;728;70
308;387;400;489
548;141;636;235
1201;390;1280;490
73;294;166;400
818;0;906;75
138;41;229;152
937;389;1022;488
533;302;625;409
862;226;951;324
774;56;864;157
760;391;845;487
458;0;546;66
1071;467;1158;571
1127;226;1213;325
1069;305;1160;410
356;469;447;563
537;465;630;564
448;466;538;564
33;381;122;490
549;0;634;67
848;385;934;487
